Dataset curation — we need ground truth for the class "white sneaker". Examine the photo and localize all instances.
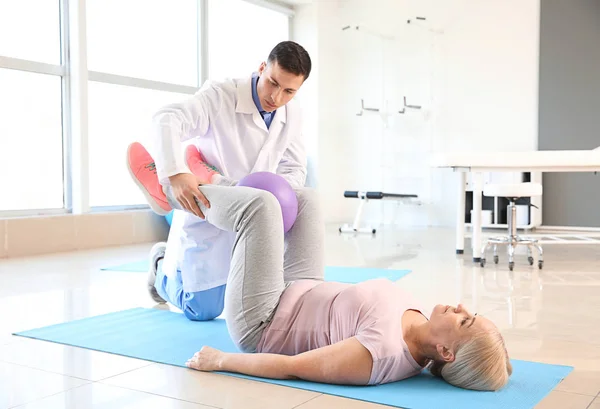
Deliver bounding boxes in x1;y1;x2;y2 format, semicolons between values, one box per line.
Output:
148;242;167;304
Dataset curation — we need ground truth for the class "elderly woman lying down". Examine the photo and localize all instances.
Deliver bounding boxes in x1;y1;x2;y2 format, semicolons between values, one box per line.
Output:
130;146;513;391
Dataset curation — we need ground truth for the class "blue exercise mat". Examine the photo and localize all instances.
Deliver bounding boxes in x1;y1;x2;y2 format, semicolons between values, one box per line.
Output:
101;259;150;272
101;262;412;284
15;308;572;409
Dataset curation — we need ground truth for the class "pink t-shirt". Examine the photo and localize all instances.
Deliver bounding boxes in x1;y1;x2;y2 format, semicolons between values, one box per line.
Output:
256;278;431;385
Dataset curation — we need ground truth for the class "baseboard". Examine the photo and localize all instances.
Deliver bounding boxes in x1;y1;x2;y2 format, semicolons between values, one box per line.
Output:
0;209;169;258
536;225;600;232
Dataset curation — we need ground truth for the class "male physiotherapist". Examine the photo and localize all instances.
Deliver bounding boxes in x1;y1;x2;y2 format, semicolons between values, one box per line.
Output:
130;41;312;321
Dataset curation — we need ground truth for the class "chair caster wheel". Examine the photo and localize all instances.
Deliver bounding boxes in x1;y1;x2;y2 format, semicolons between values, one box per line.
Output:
528;256;534;266
508;261;514;271
538;260;544;270
493;255;499;264
480;258;486;267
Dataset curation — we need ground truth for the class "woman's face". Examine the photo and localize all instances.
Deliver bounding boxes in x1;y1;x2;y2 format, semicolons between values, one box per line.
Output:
429;304;495;352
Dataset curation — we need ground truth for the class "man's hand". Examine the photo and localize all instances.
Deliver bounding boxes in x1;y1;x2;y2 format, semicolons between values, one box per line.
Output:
168;173;210;219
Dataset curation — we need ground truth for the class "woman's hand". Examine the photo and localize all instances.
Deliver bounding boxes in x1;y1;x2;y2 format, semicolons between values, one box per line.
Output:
186;346;224;372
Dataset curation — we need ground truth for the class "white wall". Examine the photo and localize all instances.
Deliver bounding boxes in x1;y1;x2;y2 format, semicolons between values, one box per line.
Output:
292;0;541;227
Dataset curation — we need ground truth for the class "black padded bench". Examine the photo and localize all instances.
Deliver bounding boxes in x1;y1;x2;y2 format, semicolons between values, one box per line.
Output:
339;191;419;234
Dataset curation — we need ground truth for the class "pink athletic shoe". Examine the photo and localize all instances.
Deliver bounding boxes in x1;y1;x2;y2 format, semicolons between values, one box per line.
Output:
185;145;221;184
127;142;172;215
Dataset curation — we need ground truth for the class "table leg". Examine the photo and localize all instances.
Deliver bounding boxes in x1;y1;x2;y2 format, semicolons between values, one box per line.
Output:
471;172;483;262
456;172;466;254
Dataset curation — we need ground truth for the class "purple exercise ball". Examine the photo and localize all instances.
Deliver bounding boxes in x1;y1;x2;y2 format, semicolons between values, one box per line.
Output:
238;172;298;233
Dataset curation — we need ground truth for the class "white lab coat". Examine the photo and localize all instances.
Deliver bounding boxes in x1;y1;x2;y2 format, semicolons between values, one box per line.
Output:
150;73;307;293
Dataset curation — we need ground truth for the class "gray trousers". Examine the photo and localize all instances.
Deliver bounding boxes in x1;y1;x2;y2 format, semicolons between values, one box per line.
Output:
172;184;325;352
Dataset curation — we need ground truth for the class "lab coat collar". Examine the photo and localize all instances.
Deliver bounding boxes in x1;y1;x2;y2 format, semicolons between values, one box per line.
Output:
236;73;287;124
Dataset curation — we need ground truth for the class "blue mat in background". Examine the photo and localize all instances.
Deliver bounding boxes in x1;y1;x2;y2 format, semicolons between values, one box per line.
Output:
15;307;572;409
101;261;412;284
101;259;150;272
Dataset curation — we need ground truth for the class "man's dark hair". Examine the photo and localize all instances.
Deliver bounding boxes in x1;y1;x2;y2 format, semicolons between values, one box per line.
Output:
267;41;312;81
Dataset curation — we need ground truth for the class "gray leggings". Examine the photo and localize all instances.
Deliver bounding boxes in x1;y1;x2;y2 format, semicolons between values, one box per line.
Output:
189;185;325;352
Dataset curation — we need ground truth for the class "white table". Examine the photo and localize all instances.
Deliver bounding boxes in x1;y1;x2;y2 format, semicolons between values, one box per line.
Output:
430;150;600;261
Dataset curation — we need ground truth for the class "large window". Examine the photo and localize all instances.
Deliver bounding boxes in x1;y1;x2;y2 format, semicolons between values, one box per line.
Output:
0;69;64;211
0;0;64;212
0;0;293;215
209;0;289;79
0;1;61;65
86;0;200;208
86;0;199;86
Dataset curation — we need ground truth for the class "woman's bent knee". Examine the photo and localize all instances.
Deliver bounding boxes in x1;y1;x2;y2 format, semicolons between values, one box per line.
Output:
251;189;281;213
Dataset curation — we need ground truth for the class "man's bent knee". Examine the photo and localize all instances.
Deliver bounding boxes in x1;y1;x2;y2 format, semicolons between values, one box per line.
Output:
181;285;226;321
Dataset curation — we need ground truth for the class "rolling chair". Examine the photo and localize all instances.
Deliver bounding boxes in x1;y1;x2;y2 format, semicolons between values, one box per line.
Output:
480;182;544;271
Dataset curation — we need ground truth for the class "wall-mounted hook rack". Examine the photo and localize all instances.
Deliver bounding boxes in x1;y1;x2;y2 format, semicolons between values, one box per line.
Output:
356;98;422;116
356;99;380;116
403;96;422;110
341;24;395;40
406;16;427;24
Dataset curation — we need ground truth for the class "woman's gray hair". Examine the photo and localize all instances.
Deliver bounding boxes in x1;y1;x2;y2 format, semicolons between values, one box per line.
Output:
429;328;512;391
